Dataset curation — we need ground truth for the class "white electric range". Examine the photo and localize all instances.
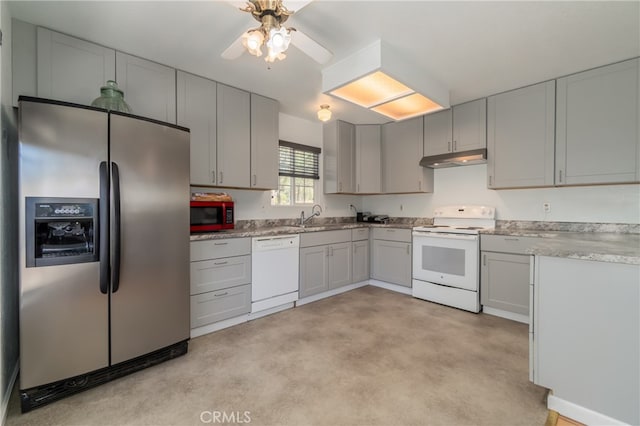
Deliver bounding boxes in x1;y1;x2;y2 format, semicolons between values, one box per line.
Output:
412;205;495;313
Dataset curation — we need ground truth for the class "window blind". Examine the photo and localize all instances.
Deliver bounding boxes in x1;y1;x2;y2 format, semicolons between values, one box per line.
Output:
278;141;321;180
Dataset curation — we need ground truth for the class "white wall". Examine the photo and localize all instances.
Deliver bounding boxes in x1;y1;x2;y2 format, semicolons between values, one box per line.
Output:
363;164;640;224
192;113;362;221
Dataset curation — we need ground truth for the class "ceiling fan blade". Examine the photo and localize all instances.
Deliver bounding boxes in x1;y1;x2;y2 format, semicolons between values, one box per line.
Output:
291;29;332;64
287;0;314;12
221;34;246;60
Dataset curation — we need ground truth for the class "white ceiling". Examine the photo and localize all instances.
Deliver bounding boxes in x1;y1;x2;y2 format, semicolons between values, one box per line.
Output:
8;1;640;125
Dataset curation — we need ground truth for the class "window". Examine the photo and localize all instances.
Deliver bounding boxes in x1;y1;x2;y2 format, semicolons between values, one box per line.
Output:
271;141;321;206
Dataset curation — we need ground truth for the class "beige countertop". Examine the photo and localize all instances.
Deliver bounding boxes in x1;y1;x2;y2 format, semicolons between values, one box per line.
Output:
482;230;640;265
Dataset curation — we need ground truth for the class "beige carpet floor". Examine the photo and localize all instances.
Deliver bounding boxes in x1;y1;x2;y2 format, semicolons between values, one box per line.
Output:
7;286;548;426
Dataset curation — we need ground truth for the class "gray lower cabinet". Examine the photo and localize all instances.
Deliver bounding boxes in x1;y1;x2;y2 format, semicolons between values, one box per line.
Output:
371;228;412;287
299;230;353;298
299;245;329;297
352;228;370;283
189;238;251;328
480;252;529;315
480;234;538;318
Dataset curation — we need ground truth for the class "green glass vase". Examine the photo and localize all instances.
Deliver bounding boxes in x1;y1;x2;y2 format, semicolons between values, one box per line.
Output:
91;80;132;113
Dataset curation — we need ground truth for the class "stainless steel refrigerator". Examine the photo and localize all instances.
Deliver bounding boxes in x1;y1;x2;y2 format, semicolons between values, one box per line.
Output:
18;97;190;411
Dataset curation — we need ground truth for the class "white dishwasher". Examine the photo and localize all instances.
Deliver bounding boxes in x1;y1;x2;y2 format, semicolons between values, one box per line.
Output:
251;234;300;313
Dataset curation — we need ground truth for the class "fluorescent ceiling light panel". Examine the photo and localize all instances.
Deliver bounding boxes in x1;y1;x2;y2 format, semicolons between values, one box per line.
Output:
322;39;450;121
330;71;414;108
371;93;444;121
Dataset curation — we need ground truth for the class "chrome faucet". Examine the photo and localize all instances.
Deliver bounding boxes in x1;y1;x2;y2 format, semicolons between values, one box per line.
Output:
300;204;322;226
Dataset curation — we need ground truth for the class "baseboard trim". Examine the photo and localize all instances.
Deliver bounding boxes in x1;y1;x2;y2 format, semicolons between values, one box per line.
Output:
547;394;628;426
368;280;412;296
1;359;19;426
296;281;368;306
482;306;529;324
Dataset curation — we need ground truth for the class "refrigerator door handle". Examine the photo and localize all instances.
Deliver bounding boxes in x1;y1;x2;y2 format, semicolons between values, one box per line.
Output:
112;162;122;293
99;161;110;294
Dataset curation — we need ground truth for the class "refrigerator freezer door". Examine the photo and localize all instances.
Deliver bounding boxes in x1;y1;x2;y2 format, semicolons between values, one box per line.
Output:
109;114;190;364
19;99;109;389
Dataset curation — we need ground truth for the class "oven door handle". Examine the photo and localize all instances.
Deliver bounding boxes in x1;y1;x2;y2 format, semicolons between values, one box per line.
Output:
412;232;478;241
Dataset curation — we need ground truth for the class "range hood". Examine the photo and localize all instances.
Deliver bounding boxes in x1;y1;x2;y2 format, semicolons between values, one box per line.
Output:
419;149;487;169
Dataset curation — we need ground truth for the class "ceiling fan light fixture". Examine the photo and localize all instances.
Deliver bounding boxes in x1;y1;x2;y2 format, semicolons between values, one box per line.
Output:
242;30;264;56
317;104;331;122
322;39;450;121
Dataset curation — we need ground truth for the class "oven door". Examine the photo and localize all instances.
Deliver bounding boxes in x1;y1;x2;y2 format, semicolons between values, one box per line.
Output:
412;232;479;291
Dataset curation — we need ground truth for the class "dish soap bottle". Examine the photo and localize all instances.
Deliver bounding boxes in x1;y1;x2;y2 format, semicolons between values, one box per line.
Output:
91;80;132;113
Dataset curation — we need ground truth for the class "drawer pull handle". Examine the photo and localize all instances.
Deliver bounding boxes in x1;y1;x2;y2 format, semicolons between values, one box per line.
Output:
505;238;520;241
214;261;228;265
214;292;228;297
214;242;228;246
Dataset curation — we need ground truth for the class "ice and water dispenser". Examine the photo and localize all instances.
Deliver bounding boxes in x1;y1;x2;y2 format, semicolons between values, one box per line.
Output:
25;197;99;267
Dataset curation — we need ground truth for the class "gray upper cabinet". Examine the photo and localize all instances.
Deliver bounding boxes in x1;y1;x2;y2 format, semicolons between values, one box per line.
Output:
423;99;486;156
116;52;176;123
453;99;487;152
250;94;279;190
177;71;217;186
382;117;434;193
556;58;640;186
355;125;382;194
36;27;116;107
324;120;355;193
423;108;452;156
487;81;556;189
217;83;251;188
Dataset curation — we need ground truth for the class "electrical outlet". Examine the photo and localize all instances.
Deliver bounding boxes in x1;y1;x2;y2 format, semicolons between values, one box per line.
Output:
543;202;551;213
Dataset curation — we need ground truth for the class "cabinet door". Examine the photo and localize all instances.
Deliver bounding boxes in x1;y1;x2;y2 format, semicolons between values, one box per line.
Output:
423;108;452;156
480;252;529;315
116;52;176;123
355;125;381;193
487;81;555;189
177;71;217;186
323;120;355;193
37;27;115;106
328;242;352;290
453;98;487;152
556;59;640;185
371;240;411;287
352;240;370;283
299;246;328;297
250;94;279;189
217;83;251;188
382;117;433;193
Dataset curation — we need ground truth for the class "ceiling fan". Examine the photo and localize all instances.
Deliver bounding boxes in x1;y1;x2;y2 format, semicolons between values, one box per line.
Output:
221;0;332;64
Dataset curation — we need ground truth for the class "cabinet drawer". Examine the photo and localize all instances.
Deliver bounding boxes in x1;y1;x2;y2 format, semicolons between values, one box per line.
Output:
190;284;251;328
371;227;411;242
300;229;351;247
480;235;538;254
190;255;251;295
190;238;251;261
351;227;370;241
